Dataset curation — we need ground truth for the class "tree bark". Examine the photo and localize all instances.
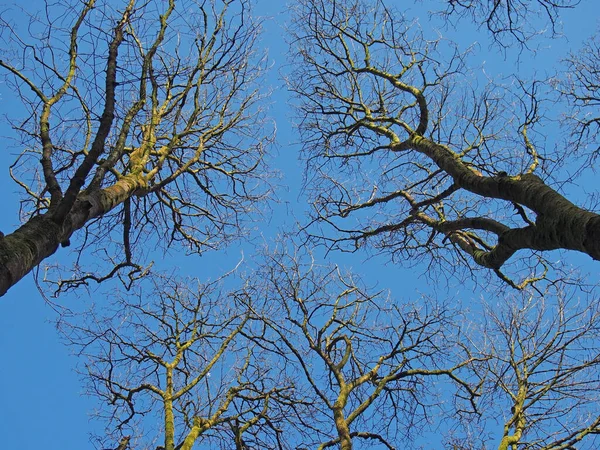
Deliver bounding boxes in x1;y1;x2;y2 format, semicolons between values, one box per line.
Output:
407;135;600;268
333;405;353;450
0;174;145;296
115;436;131;450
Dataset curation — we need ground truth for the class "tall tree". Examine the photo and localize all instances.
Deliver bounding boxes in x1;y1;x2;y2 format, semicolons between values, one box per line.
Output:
60;272;293;450
0;0;271;296
289;0;600;287
61;245;484;449
253;246;478;449
453;290;600;449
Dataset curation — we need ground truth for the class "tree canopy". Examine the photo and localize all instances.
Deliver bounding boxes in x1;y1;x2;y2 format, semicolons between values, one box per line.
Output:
1;0;600;449
0;0;271;296
291;0;600;289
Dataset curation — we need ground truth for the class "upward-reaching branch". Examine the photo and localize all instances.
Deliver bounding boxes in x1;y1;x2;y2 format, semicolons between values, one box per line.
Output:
60;271;292;450
52;0;137;223
290;0;600;287
254;245;477;449
0;0;272;296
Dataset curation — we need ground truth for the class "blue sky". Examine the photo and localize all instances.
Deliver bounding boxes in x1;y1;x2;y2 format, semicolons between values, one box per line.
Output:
0;1;599;449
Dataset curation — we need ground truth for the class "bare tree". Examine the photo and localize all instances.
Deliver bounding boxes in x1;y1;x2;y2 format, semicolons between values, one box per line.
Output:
251;246;478;450
289;0;600;288
0;0;271;296
60;272;293;450
436;0;579;48
560;32;600;164
456;290;600;449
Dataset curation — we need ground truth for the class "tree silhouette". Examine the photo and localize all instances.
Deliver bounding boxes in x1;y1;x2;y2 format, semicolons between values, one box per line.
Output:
0;0;271;296
290;0;600;287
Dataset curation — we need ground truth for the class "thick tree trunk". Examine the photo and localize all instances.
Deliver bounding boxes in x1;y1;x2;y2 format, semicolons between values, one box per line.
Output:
0;174;145;296
333;406;353;450
0;215;64;296
408;136;600;268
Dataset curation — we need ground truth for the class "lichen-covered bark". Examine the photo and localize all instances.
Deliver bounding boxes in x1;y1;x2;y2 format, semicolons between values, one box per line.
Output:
163;359;181;450
179;417;206;450
52;1;133;223
498;382;527;450
330;383;353;450
0;174;146;296
408;135;600;268
333;405;353;450
115;436;131;450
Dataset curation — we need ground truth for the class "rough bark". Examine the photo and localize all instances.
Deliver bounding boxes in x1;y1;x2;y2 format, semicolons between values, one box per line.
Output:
0;175;145;296
290;0;600;279
333;404;353;450
408;135;600;268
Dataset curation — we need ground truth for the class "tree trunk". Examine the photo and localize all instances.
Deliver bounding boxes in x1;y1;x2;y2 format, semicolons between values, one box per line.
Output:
333;406;353;450
0;174;145;296
409;135;600;267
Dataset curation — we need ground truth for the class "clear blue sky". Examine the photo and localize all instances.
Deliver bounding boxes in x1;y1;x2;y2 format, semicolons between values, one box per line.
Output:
0;1;599;449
